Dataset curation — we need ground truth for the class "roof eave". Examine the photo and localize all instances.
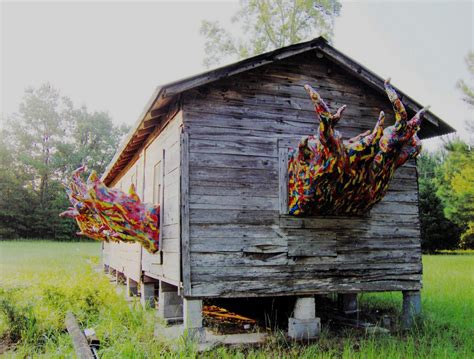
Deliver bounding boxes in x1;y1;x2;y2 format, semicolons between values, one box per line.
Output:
101;86;163;183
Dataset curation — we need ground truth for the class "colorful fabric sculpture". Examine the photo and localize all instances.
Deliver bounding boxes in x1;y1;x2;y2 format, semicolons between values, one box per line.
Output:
60;166;160;253
288;80;426;216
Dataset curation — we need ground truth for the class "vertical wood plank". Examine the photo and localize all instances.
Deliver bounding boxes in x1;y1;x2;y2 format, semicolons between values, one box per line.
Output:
139;150;146;275
159;148;166;258
180;127;191;296
141;150;146;200
278;142;289;214
160;148;166;219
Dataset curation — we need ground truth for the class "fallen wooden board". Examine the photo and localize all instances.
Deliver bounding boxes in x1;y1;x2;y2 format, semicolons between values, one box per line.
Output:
65;312;94;359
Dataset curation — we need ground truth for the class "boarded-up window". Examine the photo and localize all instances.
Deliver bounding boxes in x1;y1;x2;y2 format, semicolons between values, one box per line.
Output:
153;161;162;205
278;139;337;257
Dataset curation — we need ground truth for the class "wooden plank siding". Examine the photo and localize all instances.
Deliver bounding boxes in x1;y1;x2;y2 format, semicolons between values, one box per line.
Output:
104;112;183;286
182;50;422;298
141;112;183;285
105;163;142;282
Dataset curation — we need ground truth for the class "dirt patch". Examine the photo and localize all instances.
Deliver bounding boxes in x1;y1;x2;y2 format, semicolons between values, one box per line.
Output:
0;336;13;355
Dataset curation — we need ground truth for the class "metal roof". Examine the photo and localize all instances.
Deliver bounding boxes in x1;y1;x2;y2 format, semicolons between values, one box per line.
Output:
102;36;455;185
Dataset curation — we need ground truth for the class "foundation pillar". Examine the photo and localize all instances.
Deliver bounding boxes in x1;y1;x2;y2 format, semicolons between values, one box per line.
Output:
126;278;138;297
158;281;183;323
183;298;205;342
140;282;156;308
288;296;320;340
402;290;421;329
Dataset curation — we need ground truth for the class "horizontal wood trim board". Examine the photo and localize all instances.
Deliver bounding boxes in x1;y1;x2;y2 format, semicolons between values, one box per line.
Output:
189;278;422;298
189;250;420;267
188;219;418;236
190;267;422;283
189;238;419;253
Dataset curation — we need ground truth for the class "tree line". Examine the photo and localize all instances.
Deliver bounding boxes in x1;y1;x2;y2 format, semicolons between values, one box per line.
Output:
0;84;129;239
418;138;473;251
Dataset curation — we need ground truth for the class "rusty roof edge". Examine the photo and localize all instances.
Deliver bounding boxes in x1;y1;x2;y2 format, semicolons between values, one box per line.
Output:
100;85;163;182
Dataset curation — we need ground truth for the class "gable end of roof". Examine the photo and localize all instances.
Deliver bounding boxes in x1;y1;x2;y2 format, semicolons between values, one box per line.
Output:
102;37;455;185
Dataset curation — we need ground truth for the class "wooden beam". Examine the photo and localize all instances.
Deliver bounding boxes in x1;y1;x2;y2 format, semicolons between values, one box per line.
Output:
150;106;169;118
136;127;154;137
180;129;191;296
117;155;129;162
142;117;162;129
65;312;94;359
130;135;149;146
123;143;142;153
116;160;129;168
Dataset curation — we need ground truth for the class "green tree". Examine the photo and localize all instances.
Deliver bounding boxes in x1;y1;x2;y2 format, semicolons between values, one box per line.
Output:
457;51;474;107
0;126;36;238
200;0;342;67
55;107;129;177
9;84;73;208
0;83;129;240
417;153;462;252
435;140;474;249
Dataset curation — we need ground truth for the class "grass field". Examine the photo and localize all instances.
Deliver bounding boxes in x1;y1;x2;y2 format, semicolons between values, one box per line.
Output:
0;241;473;358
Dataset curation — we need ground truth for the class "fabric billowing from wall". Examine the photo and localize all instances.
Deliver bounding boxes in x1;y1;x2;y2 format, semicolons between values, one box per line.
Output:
288;80;426;216
60;166;160;253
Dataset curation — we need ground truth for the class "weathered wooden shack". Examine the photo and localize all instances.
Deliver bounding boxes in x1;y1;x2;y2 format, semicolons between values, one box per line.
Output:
101;37;454;338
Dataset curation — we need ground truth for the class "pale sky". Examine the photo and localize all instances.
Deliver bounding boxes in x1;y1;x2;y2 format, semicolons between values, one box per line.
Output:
1;0;473;149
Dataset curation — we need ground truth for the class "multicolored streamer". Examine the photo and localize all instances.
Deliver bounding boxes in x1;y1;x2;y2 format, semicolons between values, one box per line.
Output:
60;166;160;253
288;80;426;216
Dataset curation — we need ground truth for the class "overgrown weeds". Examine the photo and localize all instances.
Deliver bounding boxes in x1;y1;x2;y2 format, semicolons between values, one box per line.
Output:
0;241;472;358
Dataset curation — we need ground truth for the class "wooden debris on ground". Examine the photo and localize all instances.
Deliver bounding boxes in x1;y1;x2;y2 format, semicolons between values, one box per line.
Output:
65;312;95;359
203;305;260;334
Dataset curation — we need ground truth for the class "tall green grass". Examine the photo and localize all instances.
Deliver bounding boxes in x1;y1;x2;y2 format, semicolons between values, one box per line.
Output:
0;241;172;357
0;241;473;358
